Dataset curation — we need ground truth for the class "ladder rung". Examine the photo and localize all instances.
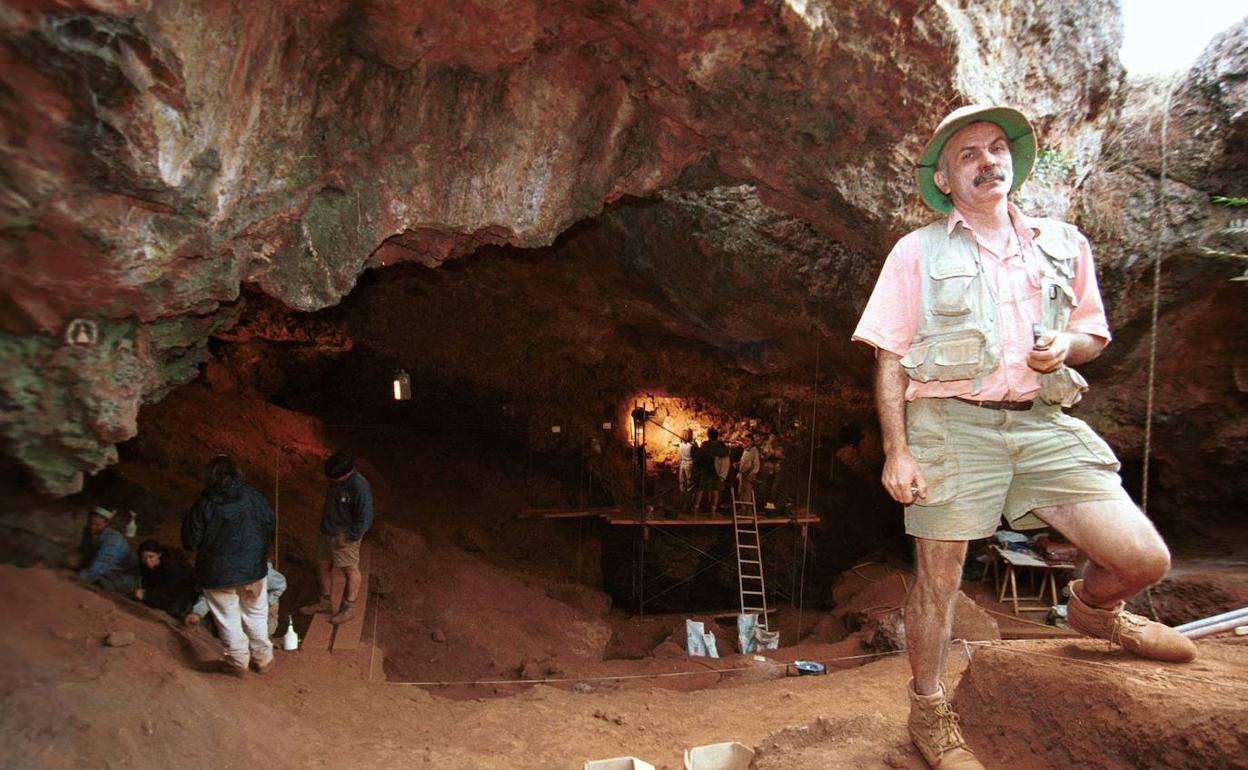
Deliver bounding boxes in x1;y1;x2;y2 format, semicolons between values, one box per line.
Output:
740;559;761;565
744;607;768;613
743;590;765;595
741;574;763;580
738;544;759;549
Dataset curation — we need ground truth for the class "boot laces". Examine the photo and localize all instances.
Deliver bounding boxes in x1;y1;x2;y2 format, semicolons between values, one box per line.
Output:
929;701;967;753
1110;609;1150;646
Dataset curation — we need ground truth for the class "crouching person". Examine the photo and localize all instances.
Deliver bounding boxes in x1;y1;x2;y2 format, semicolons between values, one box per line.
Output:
71;507;137;594
135;540;197;620
182;454;276;675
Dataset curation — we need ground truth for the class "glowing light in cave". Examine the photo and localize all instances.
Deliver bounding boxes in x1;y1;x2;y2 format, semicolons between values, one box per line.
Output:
619;392;753;467
393;369;411;401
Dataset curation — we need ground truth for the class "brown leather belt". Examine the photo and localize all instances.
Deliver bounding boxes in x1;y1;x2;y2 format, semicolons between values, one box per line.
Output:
954;397;1034;411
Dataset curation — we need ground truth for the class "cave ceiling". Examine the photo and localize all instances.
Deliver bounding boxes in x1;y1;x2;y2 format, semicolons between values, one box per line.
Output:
0;0;1243;522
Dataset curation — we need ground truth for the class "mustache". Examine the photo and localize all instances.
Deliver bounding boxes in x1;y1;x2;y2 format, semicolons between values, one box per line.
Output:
973;167;1007;186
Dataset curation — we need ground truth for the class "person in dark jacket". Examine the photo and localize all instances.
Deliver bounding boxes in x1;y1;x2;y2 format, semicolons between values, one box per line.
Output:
181;454;276;675
300;452;373;626
134;540;197;620
692;429;730;514
70;506;137;594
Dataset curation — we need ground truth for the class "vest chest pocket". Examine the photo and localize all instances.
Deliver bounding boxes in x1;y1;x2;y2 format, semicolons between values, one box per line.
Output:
1035;229;1079;280
901;329;992;382
928;259;978;317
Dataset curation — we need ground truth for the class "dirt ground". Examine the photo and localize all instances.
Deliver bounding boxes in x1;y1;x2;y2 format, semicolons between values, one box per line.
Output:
4;557;1246;770
7;383;1247;768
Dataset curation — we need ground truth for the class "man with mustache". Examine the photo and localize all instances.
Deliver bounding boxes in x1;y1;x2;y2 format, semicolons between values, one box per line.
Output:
852;106;1195;769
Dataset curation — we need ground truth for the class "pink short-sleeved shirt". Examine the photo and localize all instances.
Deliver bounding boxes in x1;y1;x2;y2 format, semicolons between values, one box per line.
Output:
852;205;1111;402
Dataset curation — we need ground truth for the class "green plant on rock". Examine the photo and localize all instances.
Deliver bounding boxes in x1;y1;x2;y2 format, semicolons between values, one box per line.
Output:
1032;146;1077;183
1200;195;1248;280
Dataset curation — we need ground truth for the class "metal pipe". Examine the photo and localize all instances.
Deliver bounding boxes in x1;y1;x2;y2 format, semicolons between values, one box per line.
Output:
1173;606;1248;634
1182;616;1248;640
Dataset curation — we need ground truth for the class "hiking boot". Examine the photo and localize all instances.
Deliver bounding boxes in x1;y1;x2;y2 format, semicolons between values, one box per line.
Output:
908;682;985;770
1067;579;1196;663
251;657;274;675
330;600;355;625
299;595;332;615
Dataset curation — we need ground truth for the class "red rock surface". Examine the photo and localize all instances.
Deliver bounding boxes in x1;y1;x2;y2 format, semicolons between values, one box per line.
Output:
0;0;1127;493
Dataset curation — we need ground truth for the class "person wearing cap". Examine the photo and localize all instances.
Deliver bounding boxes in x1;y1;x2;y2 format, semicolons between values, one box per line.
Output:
300;452;373;625
853;105;1194;769
182;454;277;675
70;507;137;594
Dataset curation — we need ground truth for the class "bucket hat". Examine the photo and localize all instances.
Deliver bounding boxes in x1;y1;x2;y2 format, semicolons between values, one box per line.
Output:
917;104;1036;213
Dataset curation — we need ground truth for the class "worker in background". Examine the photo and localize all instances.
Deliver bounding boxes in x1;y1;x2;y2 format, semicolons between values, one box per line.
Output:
301;452;374;626
182;454;276;676
737;433;762;505
134;539;197;620
692;429;729;514
69;506;137;594
677;428;697;511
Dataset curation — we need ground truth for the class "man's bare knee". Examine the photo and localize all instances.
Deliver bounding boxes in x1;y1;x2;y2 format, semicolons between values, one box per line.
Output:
1125;542;1170;586
915;567;961;600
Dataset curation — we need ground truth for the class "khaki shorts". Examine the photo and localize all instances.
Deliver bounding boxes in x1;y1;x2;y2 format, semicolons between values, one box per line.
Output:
904;398;1133;541
318;532;361;568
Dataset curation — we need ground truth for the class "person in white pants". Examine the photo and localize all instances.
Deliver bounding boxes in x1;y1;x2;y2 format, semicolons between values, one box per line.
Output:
203;576;271;671
182;454;277;675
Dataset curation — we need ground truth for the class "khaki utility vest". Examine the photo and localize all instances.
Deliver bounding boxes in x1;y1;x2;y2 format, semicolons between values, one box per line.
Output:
900;217;1082;396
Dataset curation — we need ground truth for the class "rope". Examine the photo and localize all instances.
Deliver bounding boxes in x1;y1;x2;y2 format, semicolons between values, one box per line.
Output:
273;450;280;570
368;600;379;683
381;647;907;687
980;606;1077;632
797;325;822;639
1140;73;1179;622
1142;73;1179;516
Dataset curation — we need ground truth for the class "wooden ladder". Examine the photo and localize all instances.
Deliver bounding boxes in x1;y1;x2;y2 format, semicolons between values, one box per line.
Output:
731;487;769;630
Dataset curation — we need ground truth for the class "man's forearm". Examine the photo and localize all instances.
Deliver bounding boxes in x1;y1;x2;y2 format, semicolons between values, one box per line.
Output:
1064;332;1106;366
875;350;910;455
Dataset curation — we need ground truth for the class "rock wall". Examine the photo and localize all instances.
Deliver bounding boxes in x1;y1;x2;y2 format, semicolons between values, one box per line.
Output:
1075;21;1248;527
2;0;1125;492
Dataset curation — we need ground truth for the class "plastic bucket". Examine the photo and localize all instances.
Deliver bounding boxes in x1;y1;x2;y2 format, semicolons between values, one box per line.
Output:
684;741;754;770
584;758;655;770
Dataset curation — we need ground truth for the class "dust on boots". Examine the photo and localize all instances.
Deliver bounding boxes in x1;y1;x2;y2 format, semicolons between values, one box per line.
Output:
908;681;985;770
1066;579;1197;663
330;600;355;625
299;595;332;615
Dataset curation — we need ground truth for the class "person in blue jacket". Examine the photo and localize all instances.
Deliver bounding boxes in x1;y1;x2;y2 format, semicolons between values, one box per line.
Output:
300;452;373;626
71;507;137;594
181;454;276;675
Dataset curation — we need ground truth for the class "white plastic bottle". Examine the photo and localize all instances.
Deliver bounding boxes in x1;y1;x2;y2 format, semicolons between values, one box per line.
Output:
282;615;300;651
